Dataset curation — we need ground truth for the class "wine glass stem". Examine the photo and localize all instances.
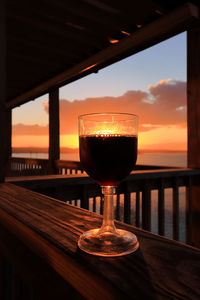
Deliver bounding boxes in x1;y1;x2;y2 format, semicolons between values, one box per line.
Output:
100;186;117;233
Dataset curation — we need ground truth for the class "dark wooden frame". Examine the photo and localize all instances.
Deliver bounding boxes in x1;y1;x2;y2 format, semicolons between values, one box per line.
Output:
187;25;200;247
0;0;6;182
49;88;60;173
6;3;199;109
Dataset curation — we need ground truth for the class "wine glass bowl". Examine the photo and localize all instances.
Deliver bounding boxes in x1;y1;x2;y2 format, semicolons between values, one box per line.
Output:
78;113;139;256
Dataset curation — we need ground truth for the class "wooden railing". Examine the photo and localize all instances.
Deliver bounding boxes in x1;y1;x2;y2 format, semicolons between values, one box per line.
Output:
55;159;84;175
9;157;50;176
9;157;171;177
9;157;85;176
10;167;200;246
55;159;172;174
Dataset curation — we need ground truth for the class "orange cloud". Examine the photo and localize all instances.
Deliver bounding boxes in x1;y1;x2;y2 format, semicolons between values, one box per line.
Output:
13;123;48;135
13;79;187;150
148;78;172;90
57;79;186;135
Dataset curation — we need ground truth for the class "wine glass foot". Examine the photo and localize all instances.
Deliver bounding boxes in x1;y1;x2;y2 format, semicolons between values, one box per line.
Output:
78;228;139;257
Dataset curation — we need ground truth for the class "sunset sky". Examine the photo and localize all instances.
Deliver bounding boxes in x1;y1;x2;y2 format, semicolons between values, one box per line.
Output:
12;32;187;151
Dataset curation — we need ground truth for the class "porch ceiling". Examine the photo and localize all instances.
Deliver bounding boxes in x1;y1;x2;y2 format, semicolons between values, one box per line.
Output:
6;0;200;108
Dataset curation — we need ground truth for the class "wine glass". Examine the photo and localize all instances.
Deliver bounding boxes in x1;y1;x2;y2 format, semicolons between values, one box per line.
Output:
78;113;139;256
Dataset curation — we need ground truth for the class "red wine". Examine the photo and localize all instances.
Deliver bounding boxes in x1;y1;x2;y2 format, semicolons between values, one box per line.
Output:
79;135;137;186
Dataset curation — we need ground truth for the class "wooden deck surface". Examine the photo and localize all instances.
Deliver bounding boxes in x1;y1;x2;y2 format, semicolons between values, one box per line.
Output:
0;182;200;299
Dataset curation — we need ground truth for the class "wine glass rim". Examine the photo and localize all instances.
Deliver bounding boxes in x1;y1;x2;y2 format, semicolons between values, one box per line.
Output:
79;112;138;120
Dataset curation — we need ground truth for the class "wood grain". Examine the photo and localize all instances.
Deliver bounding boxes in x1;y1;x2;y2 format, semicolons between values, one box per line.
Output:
0;183;200;299
0;224;83;300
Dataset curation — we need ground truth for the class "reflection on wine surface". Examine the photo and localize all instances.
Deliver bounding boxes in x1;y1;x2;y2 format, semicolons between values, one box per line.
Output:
78;113;139;256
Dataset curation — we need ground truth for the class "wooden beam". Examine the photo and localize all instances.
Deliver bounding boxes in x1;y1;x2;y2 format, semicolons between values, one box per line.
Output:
187;25;200;248
0;0;6;182
49;88;60;173
8;11;102;47
6;3;199;109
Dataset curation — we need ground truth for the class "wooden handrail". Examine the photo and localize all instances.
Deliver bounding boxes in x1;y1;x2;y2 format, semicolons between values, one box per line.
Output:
0;182;200;299
9;167;200;246
9;157;174;178
8;157;200;246
8;157;50;177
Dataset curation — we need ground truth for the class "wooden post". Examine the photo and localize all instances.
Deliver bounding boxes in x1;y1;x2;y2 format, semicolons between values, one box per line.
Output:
0;0;6;182
6;109;12;159
158;179;165;236
124;182;131;224
49;88;60;174
187;26;200;247
5;109;12;176
142;180;151;231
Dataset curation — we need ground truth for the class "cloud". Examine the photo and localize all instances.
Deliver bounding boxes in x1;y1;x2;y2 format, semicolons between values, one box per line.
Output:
57;79;186;134
148;79;186;108
13;79;186;136
13;123;48;136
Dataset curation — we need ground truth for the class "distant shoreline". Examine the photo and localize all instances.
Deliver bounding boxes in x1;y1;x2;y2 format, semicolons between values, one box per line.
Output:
12;147;186;154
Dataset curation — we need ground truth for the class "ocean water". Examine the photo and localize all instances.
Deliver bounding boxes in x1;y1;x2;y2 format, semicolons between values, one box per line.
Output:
137;152;187;167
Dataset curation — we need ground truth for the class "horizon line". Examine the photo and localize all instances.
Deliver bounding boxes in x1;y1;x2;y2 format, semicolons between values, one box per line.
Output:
12;147;187;153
